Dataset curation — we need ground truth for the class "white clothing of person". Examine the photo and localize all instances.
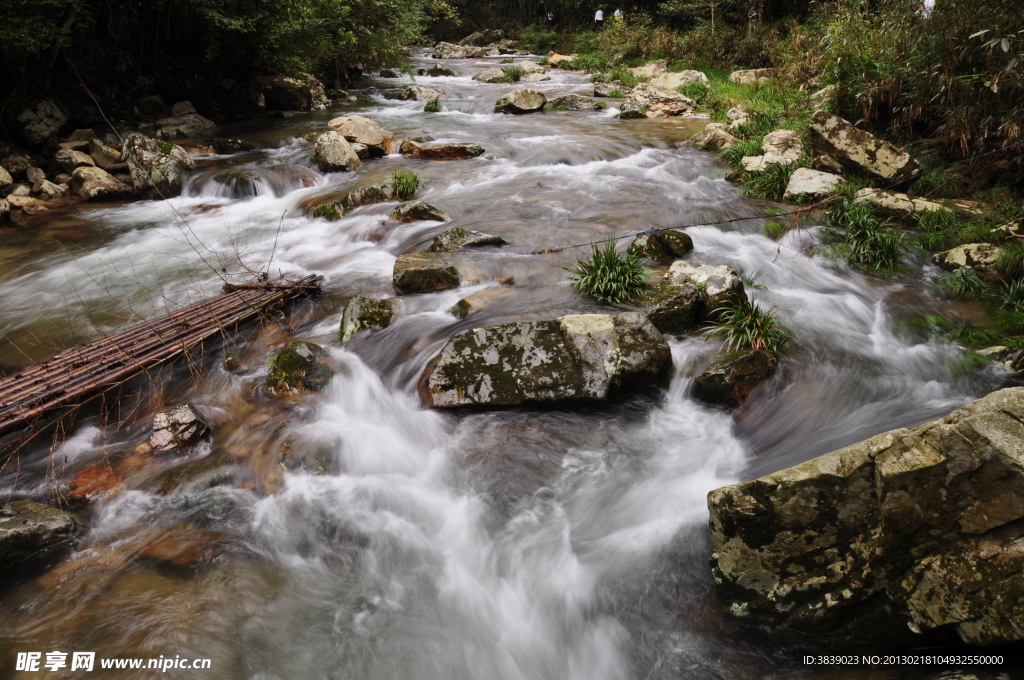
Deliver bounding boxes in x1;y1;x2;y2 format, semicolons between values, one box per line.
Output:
922;0;935;18
595;10;604;21
614;9;623;17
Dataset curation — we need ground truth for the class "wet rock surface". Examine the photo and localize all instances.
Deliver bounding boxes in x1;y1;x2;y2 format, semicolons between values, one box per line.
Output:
423;313;671;408
494;89;547;114
664;262;746;314
0;501;76;573
426;227;508;252
393;253;461;293
327;115;394;156
149;404;210;451
709;387;1024;646
267;341;332;394
340;296;396;341
692;350;778;408
628;229;693;263
390;201;445;222
311;131;361;173
400;140;484;160
122;133;197;198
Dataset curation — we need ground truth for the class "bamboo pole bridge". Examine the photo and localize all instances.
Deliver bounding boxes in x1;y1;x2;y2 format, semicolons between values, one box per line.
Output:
0;274;323;438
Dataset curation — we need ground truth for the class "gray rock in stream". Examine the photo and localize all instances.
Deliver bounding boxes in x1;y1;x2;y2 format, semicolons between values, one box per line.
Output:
340;296;395;341
426;227;507;252
422;313;671;408
494;89;547;114
311;131;361;173
709;386;1024;647
393;253;461;293
122;133;196;198
692;349;778;407
1;501;76;573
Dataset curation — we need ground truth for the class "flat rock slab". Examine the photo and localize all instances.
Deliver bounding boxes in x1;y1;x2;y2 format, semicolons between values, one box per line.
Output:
783;167;842;200
855;188;986;220
426;227;508;252
423;312;671;408
664;262;746;313
393;253;461;293
708;387;1024;647
400;140;484;160
1;501;76;572
618;84;695;119
495;89;547;114
810;110;918;181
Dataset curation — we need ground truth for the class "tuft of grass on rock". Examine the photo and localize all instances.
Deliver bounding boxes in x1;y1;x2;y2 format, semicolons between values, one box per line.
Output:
309;202;341;221
390;170;420;200
566;240;648;305
703;299;791;353
821;198;905;275
424;98;443;113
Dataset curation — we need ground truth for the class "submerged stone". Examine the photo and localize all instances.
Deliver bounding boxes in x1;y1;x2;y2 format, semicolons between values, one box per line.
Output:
267;341;332;394
692;349;778;408
393;253;461;294
340;296;396;341
628;229;693;263
423;312;671;408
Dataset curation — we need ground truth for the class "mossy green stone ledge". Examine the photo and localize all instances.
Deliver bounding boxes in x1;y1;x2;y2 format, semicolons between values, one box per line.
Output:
340;296;395;341
267;341;331;394
422;312;671;408
708;387;1024;647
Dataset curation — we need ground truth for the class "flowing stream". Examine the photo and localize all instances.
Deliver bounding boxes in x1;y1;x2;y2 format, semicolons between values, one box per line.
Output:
0;52;1016;679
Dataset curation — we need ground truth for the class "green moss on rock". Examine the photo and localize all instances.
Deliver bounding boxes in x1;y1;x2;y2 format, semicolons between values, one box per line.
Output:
0;501;76;572
340;296;395;341
267;341;332;394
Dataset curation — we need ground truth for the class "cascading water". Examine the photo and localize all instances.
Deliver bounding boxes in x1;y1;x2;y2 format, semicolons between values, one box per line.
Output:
0;51;1014;679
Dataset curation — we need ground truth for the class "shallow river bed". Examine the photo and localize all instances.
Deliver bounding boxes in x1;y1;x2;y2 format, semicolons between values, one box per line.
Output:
0;52;1018;679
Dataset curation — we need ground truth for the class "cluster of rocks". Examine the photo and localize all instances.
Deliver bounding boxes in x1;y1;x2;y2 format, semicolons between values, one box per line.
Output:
710;387;1024;648
473;60;551;84
433;30;529;59
261;74;331;113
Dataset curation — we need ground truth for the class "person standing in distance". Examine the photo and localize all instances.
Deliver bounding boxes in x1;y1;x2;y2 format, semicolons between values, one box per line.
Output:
594;8;604;30
613;7;623;19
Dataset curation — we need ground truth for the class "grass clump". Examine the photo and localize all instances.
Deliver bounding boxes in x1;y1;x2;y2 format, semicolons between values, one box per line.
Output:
566;240;648;305
308;202;341;221
742;162;803;201
423;98;443;113
720;136;763;167
500;57;514;64
495;66;525;83
763;220;790;240
995;244;1024;280
821;199;905;275
936;267;987;299
703;300;791;354
390;170;420;200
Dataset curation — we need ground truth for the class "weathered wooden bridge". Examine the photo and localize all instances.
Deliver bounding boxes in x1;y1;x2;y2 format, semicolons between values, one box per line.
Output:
0;274;322;438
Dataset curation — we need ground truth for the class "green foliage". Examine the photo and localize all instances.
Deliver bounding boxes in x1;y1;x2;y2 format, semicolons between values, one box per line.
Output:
822;199;905;275
720;136;763;167
678;82;711;103
501;57;515;63
741;161;803;201
936;267;987;299
423;97;443;112
309;202;341;220
702;299;791;353
566;240;649;305
763;220;789;241
390;170;420;200
494;66;525;83
997;244;1024;279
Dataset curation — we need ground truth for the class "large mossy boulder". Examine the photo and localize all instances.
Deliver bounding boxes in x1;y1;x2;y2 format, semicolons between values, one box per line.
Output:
709;387;1024;647
494;89;547;114
810;110;919;181
262;74;329;111
393;253;461;294
122;133;197;198
423;313;671;408
627;228;693;263
426;227;507;252
473;68;506;83
639;284;702;335
340;296;395;341
1;501;76;573
267;341;332;395
692;349;778;408
617;84;695;119
547;94;603;111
